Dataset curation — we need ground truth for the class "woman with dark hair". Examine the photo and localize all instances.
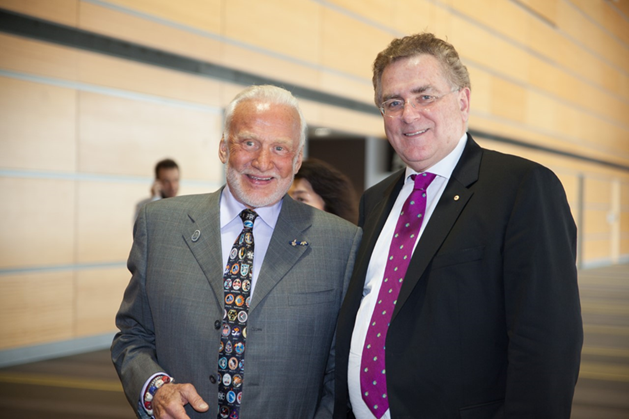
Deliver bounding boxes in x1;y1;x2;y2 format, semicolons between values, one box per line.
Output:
289;158;358;224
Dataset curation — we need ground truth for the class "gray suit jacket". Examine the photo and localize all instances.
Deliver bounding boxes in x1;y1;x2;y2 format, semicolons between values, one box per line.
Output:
112;189;362;419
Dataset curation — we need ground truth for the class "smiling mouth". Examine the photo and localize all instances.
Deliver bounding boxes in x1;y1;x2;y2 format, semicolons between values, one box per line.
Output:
404;128;428;137
247;174;274;182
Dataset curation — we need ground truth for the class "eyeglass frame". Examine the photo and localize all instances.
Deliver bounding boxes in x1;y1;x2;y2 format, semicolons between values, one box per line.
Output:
379;87;461;117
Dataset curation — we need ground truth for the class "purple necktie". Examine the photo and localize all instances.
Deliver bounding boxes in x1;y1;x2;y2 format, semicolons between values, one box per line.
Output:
360;172;436;418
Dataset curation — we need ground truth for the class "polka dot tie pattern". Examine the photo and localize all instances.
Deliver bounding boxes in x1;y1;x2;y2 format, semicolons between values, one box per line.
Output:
217;209;257;419
360;172;436;418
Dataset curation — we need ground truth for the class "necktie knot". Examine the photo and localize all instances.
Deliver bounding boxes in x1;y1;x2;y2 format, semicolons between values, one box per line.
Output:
240;209;258;229
412;172;436;191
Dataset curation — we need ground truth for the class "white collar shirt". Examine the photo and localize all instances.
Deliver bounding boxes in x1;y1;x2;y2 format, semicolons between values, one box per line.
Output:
347;133;468;419
220;185;282;297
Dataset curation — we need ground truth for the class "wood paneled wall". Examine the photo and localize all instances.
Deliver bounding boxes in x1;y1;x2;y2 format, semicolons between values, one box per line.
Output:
0;0;627;356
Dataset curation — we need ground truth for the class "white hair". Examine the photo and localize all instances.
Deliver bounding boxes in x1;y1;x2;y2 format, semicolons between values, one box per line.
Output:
223;85;307;150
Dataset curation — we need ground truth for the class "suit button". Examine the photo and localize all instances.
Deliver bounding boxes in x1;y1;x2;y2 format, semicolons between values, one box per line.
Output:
214;320;221;329
209;374;217;384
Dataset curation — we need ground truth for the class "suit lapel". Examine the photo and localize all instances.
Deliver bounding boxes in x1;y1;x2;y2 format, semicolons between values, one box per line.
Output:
392;136;483;319
248;196;311;314
343;171;405;313
183;189;224;304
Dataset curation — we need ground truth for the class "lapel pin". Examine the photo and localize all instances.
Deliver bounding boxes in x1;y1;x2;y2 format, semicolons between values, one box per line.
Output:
454;195;460;201
191;230;201;242
290;239;309;247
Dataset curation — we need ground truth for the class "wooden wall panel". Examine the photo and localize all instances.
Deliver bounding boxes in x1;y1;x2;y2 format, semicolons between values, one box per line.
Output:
470;113;625;170
584;210;612;235
221;42;321;92
585;178;613;204
75;181;141;263
0;0;78;27
319;70;374;104
0;178;75;269
0;77;77;172
582;239;611;263
329;0;392;26
75;267;129;337
224;0;320;64
600;64;626;101
467;67;492;116
557;1;629;73
449;15;495;73
492;37;530;84
393;0;437;35
525;91;557;134
105;0;222;33
513;0;559;25
569;0;629;46
77;92;223;180
318;103;383;138
490;78;527;124
79;2;222;64
78;52;222;106
0;272;74;350
0;33;79;81
525;13;559;62
321;7;389;79
493;0;530;45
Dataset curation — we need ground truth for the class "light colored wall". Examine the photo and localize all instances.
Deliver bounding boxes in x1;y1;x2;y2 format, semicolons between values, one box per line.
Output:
0;0;628;358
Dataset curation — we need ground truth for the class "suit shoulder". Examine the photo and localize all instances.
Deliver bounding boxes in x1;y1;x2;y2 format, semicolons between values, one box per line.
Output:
289;200;359;236
477;148;566;199
314;209;360;233
143;193;216;218
481;148;559;180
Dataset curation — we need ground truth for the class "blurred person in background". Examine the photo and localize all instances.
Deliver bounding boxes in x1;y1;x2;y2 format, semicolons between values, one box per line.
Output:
134;158;180;220
289;158;358;224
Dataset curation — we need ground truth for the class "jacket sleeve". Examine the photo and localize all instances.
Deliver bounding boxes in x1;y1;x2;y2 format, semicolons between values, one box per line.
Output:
502;165;583;418
315;226;363;419
111;205;165;416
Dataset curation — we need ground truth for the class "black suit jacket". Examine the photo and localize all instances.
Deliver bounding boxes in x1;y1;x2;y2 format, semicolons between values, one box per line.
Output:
334;136;583;419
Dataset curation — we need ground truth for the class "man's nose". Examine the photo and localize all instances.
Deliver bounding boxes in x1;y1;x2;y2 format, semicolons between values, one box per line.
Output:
401;100;421;122
252;148;272;171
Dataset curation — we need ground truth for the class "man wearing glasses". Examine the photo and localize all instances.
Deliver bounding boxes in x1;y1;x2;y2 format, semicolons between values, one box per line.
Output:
334;33;583;419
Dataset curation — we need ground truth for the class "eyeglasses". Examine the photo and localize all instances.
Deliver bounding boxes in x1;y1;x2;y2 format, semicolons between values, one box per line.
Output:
379;87;460;117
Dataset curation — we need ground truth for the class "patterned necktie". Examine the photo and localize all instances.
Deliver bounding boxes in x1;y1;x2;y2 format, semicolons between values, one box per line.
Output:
218;209;257;419
360;172;436;418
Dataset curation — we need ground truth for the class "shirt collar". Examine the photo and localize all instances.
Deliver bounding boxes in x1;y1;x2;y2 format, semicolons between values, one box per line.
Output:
220;184;283;229
404;132;468;183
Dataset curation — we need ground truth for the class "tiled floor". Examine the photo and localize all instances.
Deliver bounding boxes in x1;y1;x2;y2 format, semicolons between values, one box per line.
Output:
0;263;627;418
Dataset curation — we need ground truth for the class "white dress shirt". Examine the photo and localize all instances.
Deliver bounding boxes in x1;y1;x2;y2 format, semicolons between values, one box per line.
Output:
219;185;282;297
347;133;468;419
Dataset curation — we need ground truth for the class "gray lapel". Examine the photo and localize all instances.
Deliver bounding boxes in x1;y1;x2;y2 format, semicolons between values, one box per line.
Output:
249;196;312;313
392;136;483;320
182;189;224;304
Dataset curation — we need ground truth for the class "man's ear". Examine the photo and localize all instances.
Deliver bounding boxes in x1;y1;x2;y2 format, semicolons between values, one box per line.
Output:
459;87;471;119
219;136;228;164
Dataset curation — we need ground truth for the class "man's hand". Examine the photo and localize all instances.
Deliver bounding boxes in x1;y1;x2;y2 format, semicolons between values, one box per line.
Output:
150;180;163;198
153;383;209;419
